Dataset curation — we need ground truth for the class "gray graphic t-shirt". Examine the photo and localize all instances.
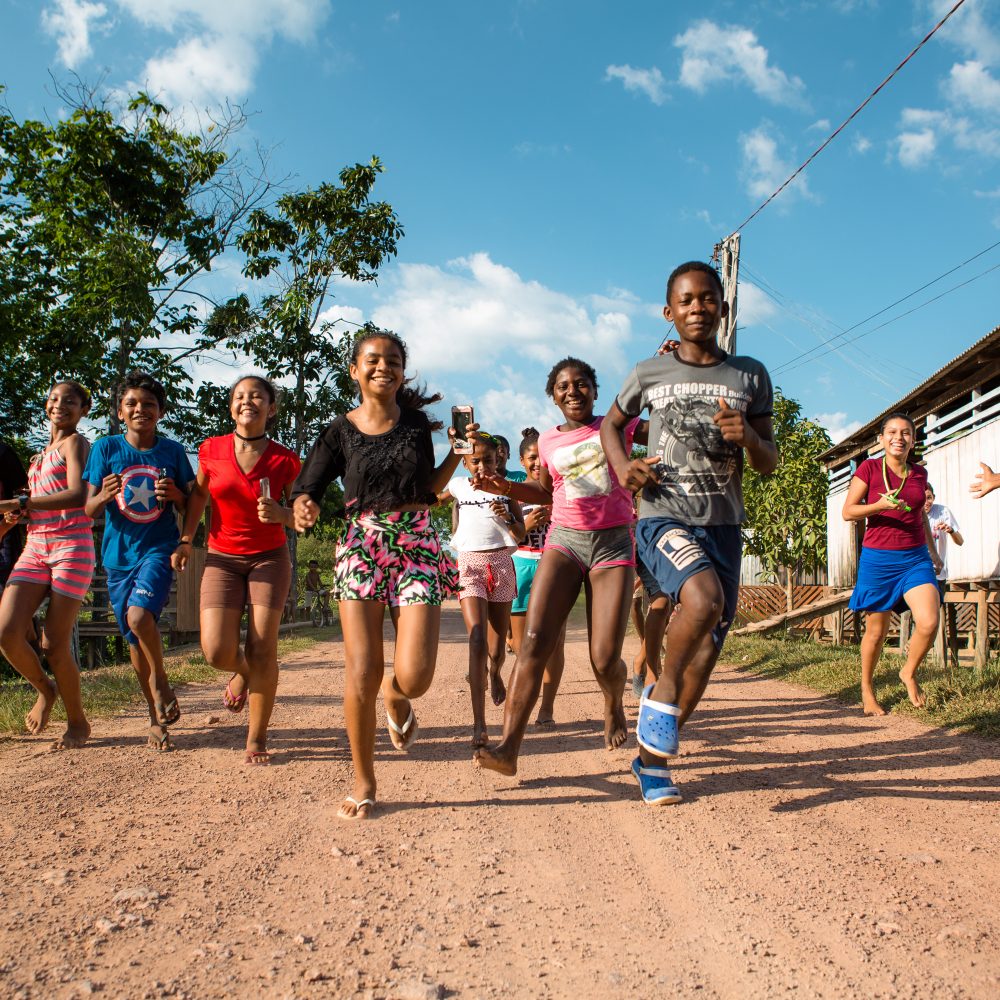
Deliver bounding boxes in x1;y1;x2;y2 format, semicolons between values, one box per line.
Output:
616;352;773;526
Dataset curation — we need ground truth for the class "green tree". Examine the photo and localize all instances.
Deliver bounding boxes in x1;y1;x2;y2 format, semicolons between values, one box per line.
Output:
741;389;832;610
0;83;270;439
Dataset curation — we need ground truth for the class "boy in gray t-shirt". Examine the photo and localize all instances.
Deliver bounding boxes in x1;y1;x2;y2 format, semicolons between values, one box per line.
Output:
601;261;778;806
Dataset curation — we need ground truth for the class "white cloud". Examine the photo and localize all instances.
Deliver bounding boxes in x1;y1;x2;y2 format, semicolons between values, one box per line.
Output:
933;0;1000;66
736;282;778;328
853;134;872;154
812;411;861;445
370;253;635;379
894;105;1000;167
477;383;556;444
896;126;938;168
604;64;667;105
808;118;831;132
41;0;108;68
674;20;806;107
142;35;255;107
944;60;1000;114
739;125;812;204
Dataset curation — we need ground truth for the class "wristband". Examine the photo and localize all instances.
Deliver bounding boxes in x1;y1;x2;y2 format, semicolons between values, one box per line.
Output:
179;537;192;545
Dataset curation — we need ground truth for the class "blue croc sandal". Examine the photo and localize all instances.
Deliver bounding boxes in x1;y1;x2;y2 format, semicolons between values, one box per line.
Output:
636;684;681;758
631;756;682;805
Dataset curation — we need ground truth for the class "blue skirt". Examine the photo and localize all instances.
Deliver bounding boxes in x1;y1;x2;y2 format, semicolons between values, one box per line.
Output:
849;546;939;614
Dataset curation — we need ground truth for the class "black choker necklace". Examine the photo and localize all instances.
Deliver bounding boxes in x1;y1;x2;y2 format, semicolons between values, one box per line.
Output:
234;431;267;442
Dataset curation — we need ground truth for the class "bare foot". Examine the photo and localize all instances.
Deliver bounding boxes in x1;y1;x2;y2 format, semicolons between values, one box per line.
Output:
862;693;888;717
534;710;555;726
474;743;518;776
472;727;490;749
604;693;628;750
899;670;926;708
489;666;506;706
147;725;173;752
52;719;91;750
25;677;57;736
338;786;375;820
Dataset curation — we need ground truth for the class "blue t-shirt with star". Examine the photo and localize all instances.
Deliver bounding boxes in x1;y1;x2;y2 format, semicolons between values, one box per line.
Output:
83;435;195;570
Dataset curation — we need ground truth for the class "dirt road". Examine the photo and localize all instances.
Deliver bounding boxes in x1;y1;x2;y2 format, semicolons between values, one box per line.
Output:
1;604;999;999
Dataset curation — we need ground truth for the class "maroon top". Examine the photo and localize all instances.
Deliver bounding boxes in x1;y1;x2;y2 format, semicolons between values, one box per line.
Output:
854;457;928;550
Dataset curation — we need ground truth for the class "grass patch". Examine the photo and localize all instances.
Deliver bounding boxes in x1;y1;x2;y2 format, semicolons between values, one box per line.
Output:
724;634;1000;740
0;627;330;738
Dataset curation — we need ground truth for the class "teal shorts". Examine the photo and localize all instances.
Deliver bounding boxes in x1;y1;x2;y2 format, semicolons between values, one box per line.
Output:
512;554;540;614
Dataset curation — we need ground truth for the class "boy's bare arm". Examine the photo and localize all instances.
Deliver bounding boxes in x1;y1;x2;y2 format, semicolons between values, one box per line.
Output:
600;402;660;492
713;400;778;475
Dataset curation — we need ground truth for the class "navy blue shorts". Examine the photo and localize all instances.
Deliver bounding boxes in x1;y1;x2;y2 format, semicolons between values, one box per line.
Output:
106;553;174;646
635;518;742;650
636;552;663;599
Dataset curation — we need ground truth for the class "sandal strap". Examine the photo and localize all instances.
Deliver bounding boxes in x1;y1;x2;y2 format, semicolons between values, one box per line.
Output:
386;707;414;736
639;687;681;717
344;796;374;808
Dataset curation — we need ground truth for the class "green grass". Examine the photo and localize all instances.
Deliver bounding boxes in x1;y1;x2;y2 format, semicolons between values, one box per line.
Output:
724;634;1000;739
0;628;329;738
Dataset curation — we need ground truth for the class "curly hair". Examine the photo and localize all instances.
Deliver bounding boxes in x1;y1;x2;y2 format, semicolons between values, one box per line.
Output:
544;357;598;398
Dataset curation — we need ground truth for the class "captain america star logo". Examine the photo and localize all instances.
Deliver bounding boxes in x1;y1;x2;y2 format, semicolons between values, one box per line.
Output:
115;464;164;523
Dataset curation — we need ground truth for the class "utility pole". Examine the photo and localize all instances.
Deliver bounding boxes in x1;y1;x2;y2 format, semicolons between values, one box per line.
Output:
712;232;740;354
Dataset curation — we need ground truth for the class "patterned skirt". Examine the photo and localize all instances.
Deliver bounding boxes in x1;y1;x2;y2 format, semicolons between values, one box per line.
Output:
333;510;459;607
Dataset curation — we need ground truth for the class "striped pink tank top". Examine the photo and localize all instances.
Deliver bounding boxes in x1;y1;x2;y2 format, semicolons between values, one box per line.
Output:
27;444;93;538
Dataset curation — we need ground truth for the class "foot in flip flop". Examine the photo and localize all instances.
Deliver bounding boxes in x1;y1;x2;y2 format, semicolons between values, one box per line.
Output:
245;749;271;766
338;791;375;820
387;703;418;751
534;710;555;726
147;725;173;752
223;674;248;713
52;720;91;750
156;696;181;727
631;756;682;805
25;677;58;736
636;684;680;758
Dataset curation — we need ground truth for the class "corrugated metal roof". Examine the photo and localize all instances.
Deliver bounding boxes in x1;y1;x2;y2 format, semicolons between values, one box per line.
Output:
818;322;1000;467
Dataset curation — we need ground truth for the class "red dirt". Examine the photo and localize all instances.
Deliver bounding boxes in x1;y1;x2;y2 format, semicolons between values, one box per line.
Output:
1;604;998;999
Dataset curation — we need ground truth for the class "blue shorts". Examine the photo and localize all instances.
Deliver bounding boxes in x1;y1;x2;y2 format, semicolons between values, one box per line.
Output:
849;546;939;614
636;552;663;599
635;518;742;650
106;553;174;646
512;554;540;614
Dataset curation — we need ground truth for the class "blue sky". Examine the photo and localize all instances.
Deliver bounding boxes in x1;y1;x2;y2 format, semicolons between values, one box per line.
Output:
4;0;1000;454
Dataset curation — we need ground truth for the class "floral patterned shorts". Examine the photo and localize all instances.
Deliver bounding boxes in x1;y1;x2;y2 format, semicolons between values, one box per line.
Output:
334;510;459;607
457;549;517;603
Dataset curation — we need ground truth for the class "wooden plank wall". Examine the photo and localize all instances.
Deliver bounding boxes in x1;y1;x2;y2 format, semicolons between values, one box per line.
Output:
826;481;857;588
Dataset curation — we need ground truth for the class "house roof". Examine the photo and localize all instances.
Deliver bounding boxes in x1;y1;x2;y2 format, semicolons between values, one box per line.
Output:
818;322;1000;468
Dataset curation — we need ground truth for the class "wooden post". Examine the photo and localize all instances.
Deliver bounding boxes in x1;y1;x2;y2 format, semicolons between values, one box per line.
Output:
713;233;740;355
975;587;989;671
945;603;959;668
898;611;911;654
832;609;844;646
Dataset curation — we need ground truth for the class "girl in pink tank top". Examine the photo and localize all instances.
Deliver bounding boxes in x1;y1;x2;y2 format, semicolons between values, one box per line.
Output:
0;381;95;749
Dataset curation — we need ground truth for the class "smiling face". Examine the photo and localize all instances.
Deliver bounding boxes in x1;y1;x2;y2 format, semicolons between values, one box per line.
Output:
879;417;915;462
924;487;935;514
521;443;541;481
664;270;728;345
350;336;405;401
551;366;596;426
118;387;163;435
46;383;89;431
463;439;498;477
230;377;276;434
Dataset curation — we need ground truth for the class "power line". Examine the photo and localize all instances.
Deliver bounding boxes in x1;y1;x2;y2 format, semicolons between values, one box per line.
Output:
769;236;1000;375
729;0;969;235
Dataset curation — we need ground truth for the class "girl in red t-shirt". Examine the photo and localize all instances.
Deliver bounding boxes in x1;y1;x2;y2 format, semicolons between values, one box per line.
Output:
173;376;300;765
844;413;941;717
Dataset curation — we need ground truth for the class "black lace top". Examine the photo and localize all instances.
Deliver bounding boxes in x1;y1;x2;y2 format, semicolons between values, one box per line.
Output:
291;408;438;515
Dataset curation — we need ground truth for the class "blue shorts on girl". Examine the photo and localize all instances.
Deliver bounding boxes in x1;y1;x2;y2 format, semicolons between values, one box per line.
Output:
106;553;175;646
635;518;742;650
849;545;938;614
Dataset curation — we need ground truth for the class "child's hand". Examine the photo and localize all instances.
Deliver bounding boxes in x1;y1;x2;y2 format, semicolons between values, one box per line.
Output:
489;499;508;518
524;506;550;531
657;339;681;355
471;472;507;495
292;495;319;533
154;476;183;506
2;509;19;524
171;542;190;572
713;397;749;445
99;473;123;502
257;496;285;524
970;462;998;499
622;456;662;493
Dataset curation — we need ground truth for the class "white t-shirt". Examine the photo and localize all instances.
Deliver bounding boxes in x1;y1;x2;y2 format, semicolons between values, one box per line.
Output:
927;502;960;581
448;476;517;553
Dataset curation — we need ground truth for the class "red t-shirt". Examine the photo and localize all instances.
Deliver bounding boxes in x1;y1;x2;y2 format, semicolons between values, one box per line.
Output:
198;435;301;555
854;457;928;551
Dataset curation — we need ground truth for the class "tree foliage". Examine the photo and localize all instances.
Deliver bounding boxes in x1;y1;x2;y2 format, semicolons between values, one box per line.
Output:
742;389;832;600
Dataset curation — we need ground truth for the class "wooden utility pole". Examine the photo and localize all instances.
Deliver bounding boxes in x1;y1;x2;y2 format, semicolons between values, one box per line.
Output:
713;232;740;354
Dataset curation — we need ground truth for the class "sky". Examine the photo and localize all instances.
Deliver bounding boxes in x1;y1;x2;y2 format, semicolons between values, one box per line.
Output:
4;0;1000;458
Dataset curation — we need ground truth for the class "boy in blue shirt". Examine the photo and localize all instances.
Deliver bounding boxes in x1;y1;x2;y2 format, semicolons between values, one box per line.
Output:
84;372;195;751
602;262;778;805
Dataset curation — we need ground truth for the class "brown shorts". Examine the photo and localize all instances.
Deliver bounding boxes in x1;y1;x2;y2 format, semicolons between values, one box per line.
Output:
201;546;292;611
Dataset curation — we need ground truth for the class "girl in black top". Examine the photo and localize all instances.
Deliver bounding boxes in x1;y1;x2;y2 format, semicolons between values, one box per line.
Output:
292;330;466;820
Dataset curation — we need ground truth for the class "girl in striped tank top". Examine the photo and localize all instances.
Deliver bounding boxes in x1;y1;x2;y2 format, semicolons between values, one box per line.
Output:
0;381;96;749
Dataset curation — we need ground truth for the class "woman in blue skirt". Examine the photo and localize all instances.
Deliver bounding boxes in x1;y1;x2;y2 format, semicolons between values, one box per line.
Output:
844;413;942;716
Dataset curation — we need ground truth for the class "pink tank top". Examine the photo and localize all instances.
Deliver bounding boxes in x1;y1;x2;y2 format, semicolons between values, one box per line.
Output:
27;444;93;538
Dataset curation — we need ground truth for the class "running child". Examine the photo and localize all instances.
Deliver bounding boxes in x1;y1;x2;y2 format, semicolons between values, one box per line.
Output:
0;381;95;748
448;432;525;747
291;329;463;820
473;357;643;776
602;261;778;805
84;372;195;751
509;426;566;726
303;560;329;620
172;375;300;765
